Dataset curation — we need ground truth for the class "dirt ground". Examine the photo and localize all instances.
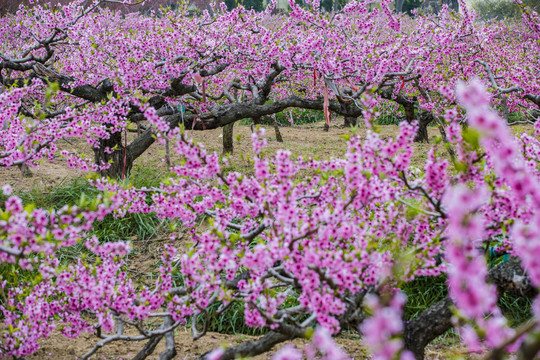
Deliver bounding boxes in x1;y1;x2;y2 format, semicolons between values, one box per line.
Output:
0;122;439;192
1;121;517;359
27;328;474;360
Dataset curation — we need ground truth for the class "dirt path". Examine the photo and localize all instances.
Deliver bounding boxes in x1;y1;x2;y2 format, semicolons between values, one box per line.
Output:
1;122;440;192
28;328;471;360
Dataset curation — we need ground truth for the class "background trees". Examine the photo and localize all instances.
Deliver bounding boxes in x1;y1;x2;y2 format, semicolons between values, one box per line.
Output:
3;0;538;178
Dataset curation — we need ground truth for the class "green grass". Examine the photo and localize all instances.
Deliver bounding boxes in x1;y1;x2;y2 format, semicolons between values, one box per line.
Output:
403;273;532;329
507;111;527;124
498;291;532;327
403;275;449;321
199;302;268;336
18;177;99;209
240;109;325;126
0;165;167;307
375;114;403;125
13;165;165;243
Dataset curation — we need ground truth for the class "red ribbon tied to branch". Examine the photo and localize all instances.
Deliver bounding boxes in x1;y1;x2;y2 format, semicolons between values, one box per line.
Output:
323;82;331;126
193;73;206;102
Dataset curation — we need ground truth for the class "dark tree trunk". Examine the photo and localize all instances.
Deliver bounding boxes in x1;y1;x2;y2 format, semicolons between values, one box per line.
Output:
273;117;283;143
435;117;456;161
529;109;540;122
404;257;536;360
158;320;177;360
395;0;405;12
344;116;358;127
379;89;430;143
338;97;358;128
222;122;234;154
132;335;164;360
403;100;415;123
414;111;433;143
18;163;32;177
404;297;454;359
442;0;459;12
261;114;284;142
133;317;177;360
94;131;133;179
500;96;509;120
400;96;431;143
517;335;540;360
199;331;294;360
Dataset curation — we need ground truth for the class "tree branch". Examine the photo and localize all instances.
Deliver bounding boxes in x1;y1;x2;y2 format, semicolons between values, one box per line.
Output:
404;257;536;360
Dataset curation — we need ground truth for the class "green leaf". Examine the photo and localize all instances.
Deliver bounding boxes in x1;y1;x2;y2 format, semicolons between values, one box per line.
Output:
462;127;481;150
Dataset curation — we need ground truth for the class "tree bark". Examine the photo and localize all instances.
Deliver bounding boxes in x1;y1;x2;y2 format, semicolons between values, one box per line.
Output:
499;96;509;120
158;317;177;360
344;116;358;127
272;116;283;143
395;0;405;12
18;163;32;177
198;331;294;360
129;94;366;161
222;122;234;155
132;335;163;360
529;109;540;122
94;130;133;179
414;111;433;143
517;335;540;360
404;297;454;359
379;89;431;142
403;257;536;360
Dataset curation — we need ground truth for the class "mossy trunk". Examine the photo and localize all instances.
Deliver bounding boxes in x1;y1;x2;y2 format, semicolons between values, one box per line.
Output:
401;100;431;143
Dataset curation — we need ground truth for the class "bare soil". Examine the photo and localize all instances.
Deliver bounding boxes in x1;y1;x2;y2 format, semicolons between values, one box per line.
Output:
27;328;473;360
0;122;441;192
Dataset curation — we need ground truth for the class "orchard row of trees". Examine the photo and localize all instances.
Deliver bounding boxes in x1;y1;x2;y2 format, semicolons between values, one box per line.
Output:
1;0;540;359
2;0;539;177
3;0;538;19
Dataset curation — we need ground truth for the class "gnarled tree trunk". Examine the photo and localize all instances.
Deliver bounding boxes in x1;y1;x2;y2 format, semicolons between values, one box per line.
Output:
395;0;406;12
94;131;133;179
404;257;536;359
344;116;358;127
272;115;283;142
222;122;235;154
414;111;433;143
